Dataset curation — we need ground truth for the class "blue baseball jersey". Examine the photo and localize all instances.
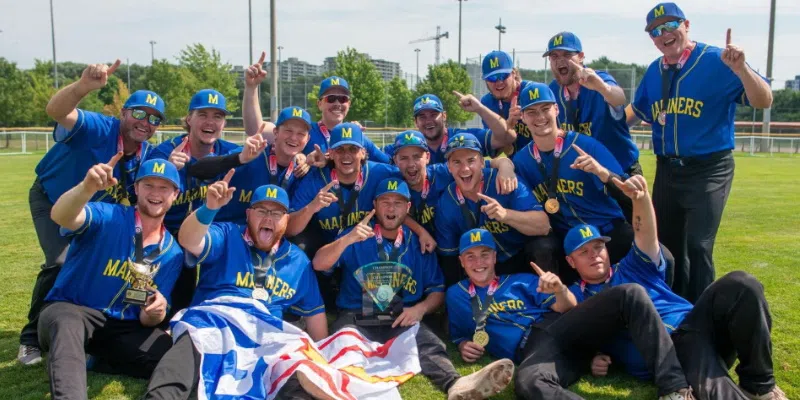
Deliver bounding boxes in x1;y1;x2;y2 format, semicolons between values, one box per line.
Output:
290;161;402;243
45;203;184;320
215;144;301;225
550;71;639;171
631;42;768;157
35;109;153;204
435;169;542;261
302;123;391;164
147;134;241;232
335;225;444;311
512;131;625;235
446;274;556;361
410;164;455;234
383;128;497;165
189;223;324;318
480;79;533;152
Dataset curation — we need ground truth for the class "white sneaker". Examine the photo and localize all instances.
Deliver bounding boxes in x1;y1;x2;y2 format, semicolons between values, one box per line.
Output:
17;345;43;366
447;358;515;400
659;388;695;400
744;386;788;400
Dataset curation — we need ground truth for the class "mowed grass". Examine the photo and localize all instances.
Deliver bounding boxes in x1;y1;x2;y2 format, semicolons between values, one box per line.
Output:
0;152;797;399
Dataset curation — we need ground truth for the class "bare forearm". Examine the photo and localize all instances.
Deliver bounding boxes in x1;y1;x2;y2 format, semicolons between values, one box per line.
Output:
503;210;550;236
243;85;265;136
312;237;351;271
489;157;514;171
551;287;576;313
417;292;444;315
599;84;627;107
178;214;210;256
46;81;91;121
625;105;642;127
632;193;660;262
738;68;773;109
304;313;329;341
477;105;517;148
51;182;94;230
403;216;429;238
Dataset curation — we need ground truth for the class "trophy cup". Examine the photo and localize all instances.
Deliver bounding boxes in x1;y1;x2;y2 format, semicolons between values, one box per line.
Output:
124;261;160;305
353;261;412;326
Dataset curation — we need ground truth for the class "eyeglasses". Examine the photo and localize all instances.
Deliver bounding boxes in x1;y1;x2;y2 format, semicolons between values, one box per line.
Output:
129;109;162;126
251;208;286;220
323;95;350;104
485;73;510;83
649;20;684;38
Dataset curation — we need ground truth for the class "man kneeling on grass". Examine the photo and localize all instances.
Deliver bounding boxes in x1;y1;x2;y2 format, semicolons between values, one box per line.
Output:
313;178;514;400
566;173;786;400
446;228;694;400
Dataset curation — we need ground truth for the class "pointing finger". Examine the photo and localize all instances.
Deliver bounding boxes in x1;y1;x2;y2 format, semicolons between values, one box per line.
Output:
257;51;266;66
568;59;583;71
107;151;124;167
510;95;518;108
726;28;732;46
107;59;122;75
359;209;376;225
222;168;235;183
530;261;545;276
322;180;337;192
571;144;588;156
175;136;188;152
257;122;267;135
452;90;466;99
476;193;495;203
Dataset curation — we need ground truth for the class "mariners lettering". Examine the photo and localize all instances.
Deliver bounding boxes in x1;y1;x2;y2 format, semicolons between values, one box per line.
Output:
318;210;369;231
557;179;584;196
174;186;209;206
515;122;531;139
560;122;593;136
419;204;435;225
363;272;417;295
481;220;510;235
650;97;704;121
488;299;525;314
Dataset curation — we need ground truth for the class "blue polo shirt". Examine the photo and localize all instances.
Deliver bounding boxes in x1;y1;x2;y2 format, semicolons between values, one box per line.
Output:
302;122;391;164
189;223;324;318
550;71;639;171
409;164;455;235
446;274;556;361
480;79;533;153
45;203;184;321
35;109;153;204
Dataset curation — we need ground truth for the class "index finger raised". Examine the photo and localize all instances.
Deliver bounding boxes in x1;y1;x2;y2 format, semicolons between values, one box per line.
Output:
107;151;124;167
452;90;466;99
175;136;189;152
530;261;545;276
510;95;518;108
359;209;375;225
222;168;235;184
257;51;266;66
571;143;588;156
726;28;732;46
107;59;122;75
322;180;337;192
476;192;495;202
610;176;627;191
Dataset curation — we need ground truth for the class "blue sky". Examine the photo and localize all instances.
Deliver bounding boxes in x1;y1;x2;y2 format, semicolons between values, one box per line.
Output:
2;0;799;87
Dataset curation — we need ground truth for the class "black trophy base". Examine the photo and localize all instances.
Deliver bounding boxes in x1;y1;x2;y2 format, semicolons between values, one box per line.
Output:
355;313;396;327
123;288;148;306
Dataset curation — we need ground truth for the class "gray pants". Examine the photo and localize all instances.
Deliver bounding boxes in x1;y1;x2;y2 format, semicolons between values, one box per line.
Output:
21;179;71;347
38;302;173;400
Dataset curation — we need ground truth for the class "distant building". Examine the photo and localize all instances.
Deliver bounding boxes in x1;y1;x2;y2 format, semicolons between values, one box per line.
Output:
266;57;323;82
323;53;402;81
785;75;800;91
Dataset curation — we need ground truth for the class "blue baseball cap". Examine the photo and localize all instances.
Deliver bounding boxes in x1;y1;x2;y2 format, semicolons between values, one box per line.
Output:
318;76;351;97
189;89;231;115
543;32;583;57
413;94;444;116
482;50;514;80
645;2;686;30
135;159;180;188
459;229;496;254
276;106;312;129
375;178;411;201
329;122;364;149
518;82;557;110
392;130;429;152
123;90;166;119
563;224;611;255
445;132;483;158
251;185;290;210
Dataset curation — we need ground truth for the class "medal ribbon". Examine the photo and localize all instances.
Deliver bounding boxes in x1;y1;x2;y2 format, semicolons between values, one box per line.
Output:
116;135;145;206
374;225;404;262
413;178;430;223
455;181;483;229
133;209;166;265
530;135;565;201
498;85;521;111
318;121;331;147
330;169;365;234
563;85;581;129
658;45;694;127
267;146;296;189
469;277;500;332
579;265;614;294
243;229;281;290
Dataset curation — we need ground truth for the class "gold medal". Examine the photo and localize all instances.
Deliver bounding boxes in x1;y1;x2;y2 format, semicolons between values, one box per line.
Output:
120;198;131;206
544;198;560;214
473;330;490;347
657;111;667;126
252;287;268;301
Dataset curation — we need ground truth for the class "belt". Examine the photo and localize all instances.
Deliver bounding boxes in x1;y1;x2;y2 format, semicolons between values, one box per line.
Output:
657;149;731;168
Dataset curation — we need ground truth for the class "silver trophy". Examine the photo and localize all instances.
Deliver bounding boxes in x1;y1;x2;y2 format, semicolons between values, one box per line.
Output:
123;261;160;305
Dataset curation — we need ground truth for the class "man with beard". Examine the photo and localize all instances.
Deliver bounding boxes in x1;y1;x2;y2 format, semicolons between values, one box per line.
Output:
626;3;772;303
20;59;166;365
303;76;390;163
382;94;517;164
313;179;515;400
39;157;184;399
564;174;785;400
479;50;534;153
143;182;327;399
434;133;555;286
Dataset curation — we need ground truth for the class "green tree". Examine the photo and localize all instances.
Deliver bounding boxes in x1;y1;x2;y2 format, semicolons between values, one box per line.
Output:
307;48;385;123
138;59;198;123
386;76;414;127
0;58;34;127
177;44;240;114
414;61;472;124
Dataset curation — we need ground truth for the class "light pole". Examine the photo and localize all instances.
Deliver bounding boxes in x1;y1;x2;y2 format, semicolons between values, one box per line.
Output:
414;48;421;86
149;40;157;65
278;45;283;110
269;0;278;121
457;0;467;65
49;0;58;88
248;0;253;65
126;58;131;89
761;0;776;149
495;18;506;50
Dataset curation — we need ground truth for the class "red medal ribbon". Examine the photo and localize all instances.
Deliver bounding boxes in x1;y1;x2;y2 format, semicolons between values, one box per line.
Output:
318;121;331;146
468;276;499;298
579;266;614;293
134;209;166;246
330;168;364;191
531;135;564;164
374;225;404;249
455;181;484;205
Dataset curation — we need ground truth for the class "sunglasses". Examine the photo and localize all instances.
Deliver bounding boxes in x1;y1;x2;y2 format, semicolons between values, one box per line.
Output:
129;109;162;126
485;73;510;83
649;19;684;38
446;139;482;151
395;136;427;148
323;95;350;104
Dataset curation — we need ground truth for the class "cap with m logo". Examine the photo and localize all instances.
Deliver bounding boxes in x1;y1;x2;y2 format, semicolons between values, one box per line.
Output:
251;184;290;209
563;224;611;255
319;76;351;97
392;130;428;151
518;81;557;111
481;50;513;80
644;3;685;30
135;159;180;188
123;90;166;119
330;122;364;150
375;178;410;201
543;32;582;57
189;89;231;115
276;106;312;129
459;228;497;254
413;94;444;116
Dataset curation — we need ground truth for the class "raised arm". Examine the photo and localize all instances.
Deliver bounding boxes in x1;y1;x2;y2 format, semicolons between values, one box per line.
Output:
186;130;267;180
611;175;659;261
569;60;627;107
453;90;517;149
312;210;374;271
722;29;773;109
242;51;276;139
46;60;121;130
179;169;236;256
51;152;123;231
531;261;576;313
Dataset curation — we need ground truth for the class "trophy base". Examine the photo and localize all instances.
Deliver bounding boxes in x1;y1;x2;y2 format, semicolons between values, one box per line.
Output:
123;289;148;306
355;314;395;327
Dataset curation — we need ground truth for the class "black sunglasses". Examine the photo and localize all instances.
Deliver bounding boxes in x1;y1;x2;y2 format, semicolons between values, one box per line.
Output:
323;95;350;104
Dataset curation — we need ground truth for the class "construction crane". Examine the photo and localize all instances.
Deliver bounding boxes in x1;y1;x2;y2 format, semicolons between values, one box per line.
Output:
410;26;449;65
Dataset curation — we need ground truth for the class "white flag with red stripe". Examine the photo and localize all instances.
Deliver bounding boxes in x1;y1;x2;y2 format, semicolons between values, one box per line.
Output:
171;296;420;400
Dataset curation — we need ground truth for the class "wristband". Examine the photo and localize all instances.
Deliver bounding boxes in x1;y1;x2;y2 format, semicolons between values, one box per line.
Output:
195;204;219;225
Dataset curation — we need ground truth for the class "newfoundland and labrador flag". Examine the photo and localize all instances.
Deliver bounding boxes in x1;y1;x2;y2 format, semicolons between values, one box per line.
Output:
171;296;421;400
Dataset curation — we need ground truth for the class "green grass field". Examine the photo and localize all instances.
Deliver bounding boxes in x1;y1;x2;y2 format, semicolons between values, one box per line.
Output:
0;152;797;399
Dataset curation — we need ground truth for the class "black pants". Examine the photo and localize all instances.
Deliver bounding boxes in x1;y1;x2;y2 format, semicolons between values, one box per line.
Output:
672;271;774;399
514;284;687;400
653;151;734;303
332;311;461;393
38;302;173;400
602;219;676;279
144;333;313;400
21;179;71;347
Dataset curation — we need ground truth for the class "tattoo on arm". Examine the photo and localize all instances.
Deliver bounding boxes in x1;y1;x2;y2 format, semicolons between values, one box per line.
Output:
634;215;642;232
